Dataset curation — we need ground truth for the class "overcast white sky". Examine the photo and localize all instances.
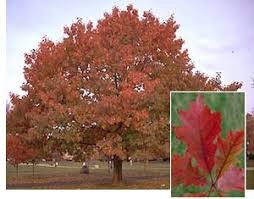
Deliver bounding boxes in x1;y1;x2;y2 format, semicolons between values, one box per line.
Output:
6;0;254;112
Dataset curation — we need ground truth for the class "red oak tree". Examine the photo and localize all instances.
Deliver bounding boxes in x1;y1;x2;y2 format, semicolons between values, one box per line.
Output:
7;5;241;183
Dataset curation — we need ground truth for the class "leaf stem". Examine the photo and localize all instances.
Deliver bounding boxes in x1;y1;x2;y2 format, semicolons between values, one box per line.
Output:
207;184;214;196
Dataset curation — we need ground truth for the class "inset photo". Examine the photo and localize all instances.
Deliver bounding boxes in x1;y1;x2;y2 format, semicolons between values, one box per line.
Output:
170;92;245;197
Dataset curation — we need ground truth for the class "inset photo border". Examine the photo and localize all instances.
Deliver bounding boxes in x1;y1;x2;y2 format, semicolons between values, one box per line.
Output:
170;91;245;197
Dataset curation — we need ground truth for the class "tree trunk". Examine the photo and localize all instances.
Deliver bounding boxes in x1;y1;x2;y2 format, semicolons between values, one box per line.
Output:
144;159;149;173
108;160;111;174
32;162;35;177
16;164;19;178
112;155;123;184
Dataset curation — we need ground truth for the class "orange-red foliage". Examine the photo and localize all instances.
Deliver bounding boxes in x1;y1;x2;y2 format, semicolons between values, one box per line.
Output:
7;134;38;166
8;5;241;162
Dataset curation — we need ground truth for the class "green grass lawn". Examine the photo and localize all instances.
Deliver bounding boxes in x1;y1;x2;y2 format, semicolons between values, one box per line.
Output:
247;170;254;189
247;159;254;189
6;160;169;189
247;159;254;167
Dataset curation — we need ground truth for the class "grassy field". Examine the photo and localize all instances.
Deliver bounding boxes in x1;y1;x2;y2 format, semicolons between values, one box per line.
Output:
247;170;254;189
247;159;254;189
6;160;169;189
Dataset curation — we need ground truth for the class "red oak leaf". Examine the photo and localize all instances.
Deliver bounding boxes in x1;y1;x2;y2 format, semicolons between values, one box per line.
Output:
172;152;207;186
174;95;221;173
217;166;244;192
216;131;244;179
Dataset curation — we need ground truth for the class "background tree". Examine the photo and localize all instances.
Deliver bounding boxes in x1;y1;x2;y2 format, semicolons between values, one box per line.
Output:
7;134;37;176
7;5;241;183
247;113;254;159
7;134;25;176
7;94;44;157
246;77;254;159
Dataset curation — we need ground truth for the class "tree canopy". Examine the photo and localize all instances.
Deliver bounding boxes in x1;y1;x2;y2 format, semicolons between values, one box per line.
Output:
7;5;241;183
